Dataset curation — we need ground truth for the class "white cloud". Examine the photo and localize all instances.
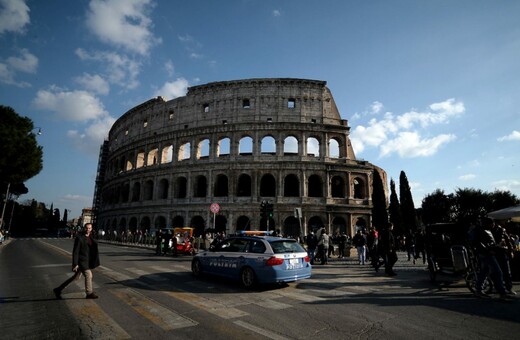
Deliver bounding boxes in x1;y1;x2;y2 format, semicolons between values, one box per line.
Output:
154;78;189;100
492;179;520;193
7;48;38;72
75;73;110;95
75;48;140;89
370;101;383;114
67;115;115;156
459;174;476;181
164;59;174;77
190;52;203;59
379;131;456;158
0;0;30;34
497;130;520;142
351;98;464;158
32;86;109;121
0;48;38;87
273;10;281;17
85;0;161;55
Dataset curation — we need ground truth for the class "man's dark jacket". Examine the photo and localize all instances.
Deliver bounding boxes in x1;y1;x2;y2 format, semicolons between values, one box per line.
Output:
73;233;100;270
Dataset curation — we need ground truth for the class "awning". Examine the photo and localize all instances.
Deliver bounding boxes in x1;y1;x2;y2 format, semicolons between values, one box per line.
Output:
487;205;520;222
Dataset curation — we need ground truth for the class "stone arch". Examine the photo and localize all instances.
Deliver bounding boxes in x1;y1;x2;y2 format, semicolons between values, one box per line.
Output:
214;174;228;197
308;216;324;232
308;174;323;197
239;136;253;155
353;177;366;199
144;179;154;200
283;135;298;155
147;148;159;166
283;216;301;238
217;137;230;156
237;173;252;196
260;173;276;197
331;175;345;198
261;135;276;154
178;142;191;161
121;182;130;202
131;182;141;202
193;175;207;197
332;216;347;235
329;138;340;158
129;217;138;232
171;215;184;228
119;217;127;231
190;215;206;236
354;217;368;232
284;174;300;197
175;177;187;198
136;150;145;168
154;216;167;229
161;144;173;163
140;216;151;230
215;215;227;233
236;216;251;231
197;138;210;159
306;137;320;157
158;178;169;199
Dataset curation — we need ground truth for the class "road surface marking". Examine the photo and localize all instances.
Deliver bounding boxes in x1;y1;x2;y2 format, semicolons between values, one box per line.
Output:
111;288;197;330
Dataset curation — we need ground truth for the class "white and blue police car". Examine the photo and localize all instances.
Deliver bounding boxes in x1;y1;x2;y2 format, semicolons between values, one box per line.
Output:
191;231;312;288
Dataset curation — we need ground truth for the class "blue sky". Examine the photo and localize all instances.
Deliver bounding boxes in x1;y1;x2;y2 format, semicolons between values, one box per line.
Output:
1;0;519;219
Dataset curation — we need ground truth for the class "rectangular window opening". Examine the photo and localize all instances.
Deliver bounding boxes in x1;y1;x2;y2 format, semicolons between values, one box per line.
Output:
242;99;251;109
288;99;295;109
203;104;210;113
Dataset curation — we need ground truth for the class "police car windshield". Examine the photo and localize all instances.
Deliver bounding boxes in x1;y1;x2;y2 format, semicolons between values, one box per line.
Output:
269;240;306;254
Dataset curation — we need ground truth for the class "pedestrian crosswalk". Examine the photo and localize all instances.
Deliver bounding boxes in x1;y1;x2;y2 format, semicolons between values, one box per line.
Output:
51;254;420;339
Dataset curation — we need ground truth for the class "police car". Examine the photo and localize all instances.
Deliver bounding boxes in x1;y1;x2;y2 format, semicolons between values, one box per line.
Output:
191;231;311;288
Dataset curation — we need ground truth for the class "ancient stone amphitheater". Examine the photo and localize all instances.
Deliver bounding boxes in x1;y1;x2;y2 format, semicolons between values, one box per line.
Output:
93;78;386;238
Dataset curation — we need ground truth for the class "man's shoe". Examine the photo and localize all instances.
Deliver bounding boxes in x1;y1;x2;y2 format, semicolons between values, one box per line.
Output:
506;289;517;295
86;292;99;299
474;291;491;298
53;288;62;300
499;294;513;301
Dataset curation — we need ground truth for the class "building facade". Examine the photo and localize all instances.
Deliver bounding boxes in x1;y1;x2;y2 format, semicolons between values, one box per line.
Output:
93;78;387;237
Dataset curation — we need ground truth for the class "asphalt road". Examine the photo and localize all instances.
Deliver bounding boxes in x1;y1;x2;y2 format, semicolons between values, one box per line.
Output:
1;238;518;339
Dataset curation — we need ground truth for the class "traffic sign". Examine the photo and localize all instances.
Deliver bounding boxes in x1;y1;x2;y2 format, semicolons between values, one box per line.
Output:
210;203;220;214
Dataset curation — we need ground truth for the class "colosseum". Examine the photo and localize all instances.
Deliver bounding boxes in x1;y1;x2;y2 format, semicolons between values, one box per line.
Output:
92;78;387;239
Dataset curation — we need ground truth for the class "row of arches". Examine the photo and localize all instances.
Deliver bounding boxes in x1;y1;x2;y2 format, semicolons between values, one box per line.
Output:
102;171;368;205
108;134;345;178
99;213;369;238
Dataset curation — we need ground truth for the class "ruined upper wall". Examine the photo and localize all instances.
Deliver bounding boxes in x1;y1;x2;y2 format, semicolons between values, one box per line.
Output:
109;78;346;142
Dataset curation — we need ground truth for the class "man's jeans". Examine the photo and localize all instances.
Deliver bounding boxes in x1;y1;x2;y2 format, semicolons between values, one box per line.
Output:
356;246;366;264
477;254;505;294
57;269;93;295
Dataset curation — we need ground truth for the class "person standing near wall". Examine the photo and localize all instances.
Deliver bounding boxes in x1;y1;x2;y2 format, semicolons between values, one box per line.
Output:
53;223;100;299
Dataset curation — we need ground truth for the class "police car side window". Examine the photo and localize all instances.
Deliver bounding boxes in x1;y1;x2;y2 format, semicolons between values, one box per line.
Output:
250;240;266;254
229;239;248;252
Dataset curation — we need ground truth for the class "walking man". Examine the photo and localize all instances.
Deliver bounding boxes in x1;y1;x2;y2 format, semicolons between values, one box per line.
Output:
53;223;100;299
379;223;397;276
352;230;367;265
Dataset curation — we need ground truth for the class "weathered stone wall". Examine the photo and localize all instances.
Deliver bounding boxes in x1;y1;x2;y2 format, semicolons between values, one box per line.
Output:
95;78;384;237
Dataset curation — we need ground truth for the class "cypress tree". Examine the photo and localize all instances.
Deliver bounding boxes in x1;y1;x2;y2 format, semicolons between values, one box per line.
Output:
371;169;388;231
388;178;402;233
399;171;417;234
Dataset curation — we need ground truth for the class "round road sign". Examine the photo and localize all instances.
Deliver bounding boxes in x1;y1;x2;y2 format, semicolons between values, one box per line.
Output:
210;203;220;214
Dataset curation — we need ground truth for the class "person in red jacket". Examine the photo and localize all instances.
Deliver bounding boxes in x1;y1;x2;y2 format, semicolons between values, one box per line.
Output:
53;223;100;299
